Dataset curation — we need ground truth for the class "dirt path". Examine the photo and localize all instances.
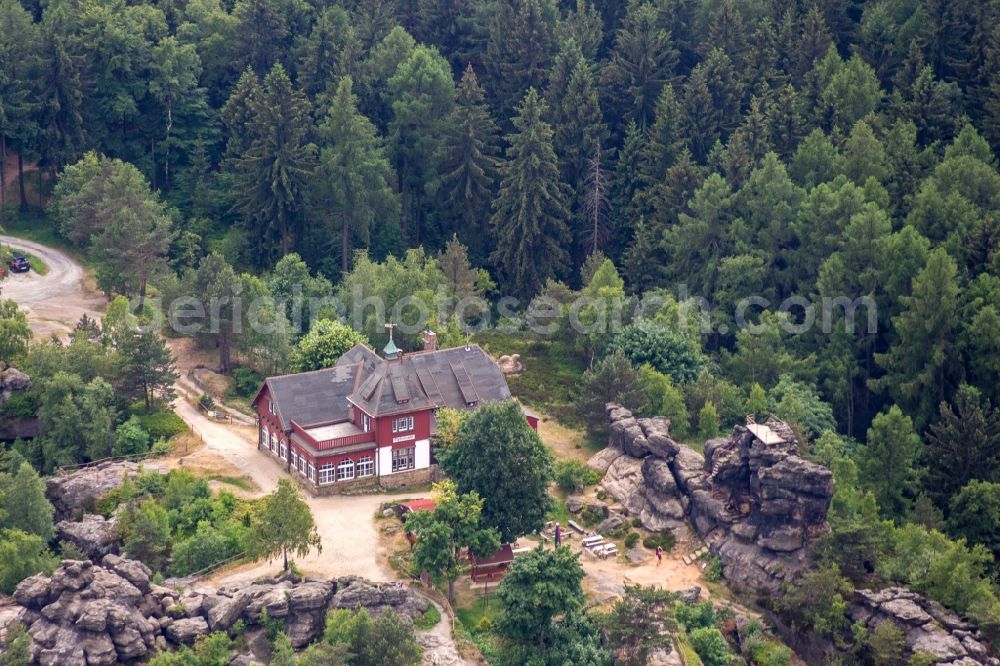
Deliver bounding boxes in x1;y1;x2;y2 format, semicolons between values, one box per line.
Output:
0;234;106;338
11;238;469;663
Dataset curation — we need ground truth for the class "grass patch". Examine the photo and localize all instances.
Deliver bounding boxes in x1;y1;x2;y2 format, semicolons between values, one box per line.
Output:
455;595;499;634
205;475;256;491
413;604;442;630
474;331;588;428
2;248;49;275
546;495;573;527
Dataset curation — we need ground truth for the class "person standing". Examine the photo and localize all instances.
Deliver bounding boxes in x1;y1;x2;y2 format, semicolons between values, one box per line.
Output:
655;545;663;565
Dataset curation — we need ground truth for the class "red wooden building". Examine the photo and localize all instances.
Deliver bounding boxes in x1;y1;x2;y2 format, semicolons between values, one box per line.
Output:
252;330;534;494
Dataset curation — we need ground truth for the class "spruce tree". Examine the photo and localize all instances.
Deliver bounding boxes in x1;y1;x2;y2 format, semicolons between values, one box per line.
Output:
233;0;287;75
0;0;38;215
794;4;833;82
608;120;645;261
220;66;262;160
387;45;454;246
554;58;607;259
317;77;399;273
438;64;501;261
233;64;316;263
925;384;1000;506
636;84;684;201
34;6;85;175
602;2;679;132
487;0;556;120
490;88;572;300
872;248;961;427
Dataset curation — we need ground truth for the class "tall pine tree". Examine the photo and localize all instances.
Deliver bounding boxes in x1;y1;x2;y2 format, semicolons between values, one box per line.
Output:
491;89;571;300
233;64;316;263
317;77;399;273
437;65;501;262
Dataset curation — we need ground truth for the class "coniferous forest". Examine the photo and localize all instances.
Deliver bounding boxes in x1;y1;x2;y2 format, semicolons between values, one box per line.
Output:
4;0;1000;662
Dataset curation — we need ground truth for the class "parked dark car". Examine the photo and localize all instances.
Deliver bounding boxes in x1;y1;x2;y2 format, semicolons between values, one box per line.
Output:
9;253;30;273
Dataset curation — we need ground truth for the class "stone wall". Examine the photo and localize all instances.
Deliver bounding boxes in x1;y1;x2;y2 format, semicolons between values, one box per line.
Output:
0;556;431;665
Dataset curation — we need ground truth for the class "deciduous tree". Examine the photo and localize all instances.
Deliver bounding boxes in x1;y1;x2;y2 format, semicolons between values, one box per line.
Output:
438;401;553;542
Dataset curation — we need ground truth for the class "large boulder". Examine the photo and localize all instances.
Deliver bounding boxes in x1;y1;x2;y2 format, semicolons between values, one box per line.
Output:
165;617;209;645
56;515;120;561
45;462;143;521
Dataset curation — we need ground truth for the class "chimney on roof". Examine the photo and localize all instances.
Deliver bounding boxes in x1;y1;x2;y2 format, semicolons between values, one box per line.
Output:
423;330;437;352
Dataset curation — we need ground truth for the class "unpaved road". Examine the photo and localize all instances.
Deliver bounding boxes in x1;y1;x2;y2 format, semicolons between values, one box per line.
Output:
0;235;106;338
4;240;466;662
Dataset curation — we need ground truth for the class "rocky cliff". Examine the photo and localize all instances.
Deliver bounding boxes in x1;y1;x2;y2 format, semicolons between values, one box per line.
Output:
45;461;144;521
0;556;430;665
594;404;997;665
850;588;996;665
596;404;833;595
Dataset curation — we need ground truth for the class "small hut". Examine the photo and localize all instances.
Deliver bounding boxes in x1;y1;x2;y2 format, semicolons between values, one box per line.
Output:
469;544;515;583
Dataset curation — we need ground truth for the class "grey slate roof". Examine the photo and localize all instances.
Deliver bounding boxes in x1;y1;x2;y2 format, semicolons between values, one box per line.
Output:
260;342;514;428
341;343;513;417
260;364;360;430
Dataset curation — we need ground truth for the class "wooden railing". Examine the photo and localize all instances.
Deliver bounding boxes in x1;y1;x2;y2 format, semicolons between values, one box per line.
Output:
290;420;375;451
314;431;375;450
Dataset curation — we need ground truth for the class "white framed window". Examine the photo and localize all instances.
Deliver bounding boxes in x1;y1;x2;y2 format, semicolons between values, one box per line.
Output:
363;413;371;432
269;432;276;452
291;450;298;468
260;427;267;447
318;463;335;485
299;456;307;475
337;459;355;481
279;442;287;460
392;416;414;433
268;399;275;415
357;456;374;478
309;463;316;481
391;447;415;472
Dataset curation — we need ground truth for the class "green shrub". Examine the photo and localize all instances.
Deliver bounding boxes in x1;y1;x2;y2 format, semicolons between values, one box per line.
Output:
198;394;215;410
631;517;642;528
704;556;723;583
689;626;732;666
554;459;601;493
0;392;37;418
580;505;605;526
749;640;792;666
624;532;640;548
230;367;263;397
135;411;187;440
413;605;441;630
675;600;716;630
642;530;675;552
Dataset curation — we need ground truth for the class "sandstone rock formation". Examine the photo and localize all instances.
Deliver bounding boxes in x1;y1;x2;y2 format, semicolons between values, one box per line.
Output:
45;461;143;521
849;588;997;665
0;363;31;404
0;363;40;440
595;405;834;595
56;515;120;560
595;404;997;664
0;557;431;664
